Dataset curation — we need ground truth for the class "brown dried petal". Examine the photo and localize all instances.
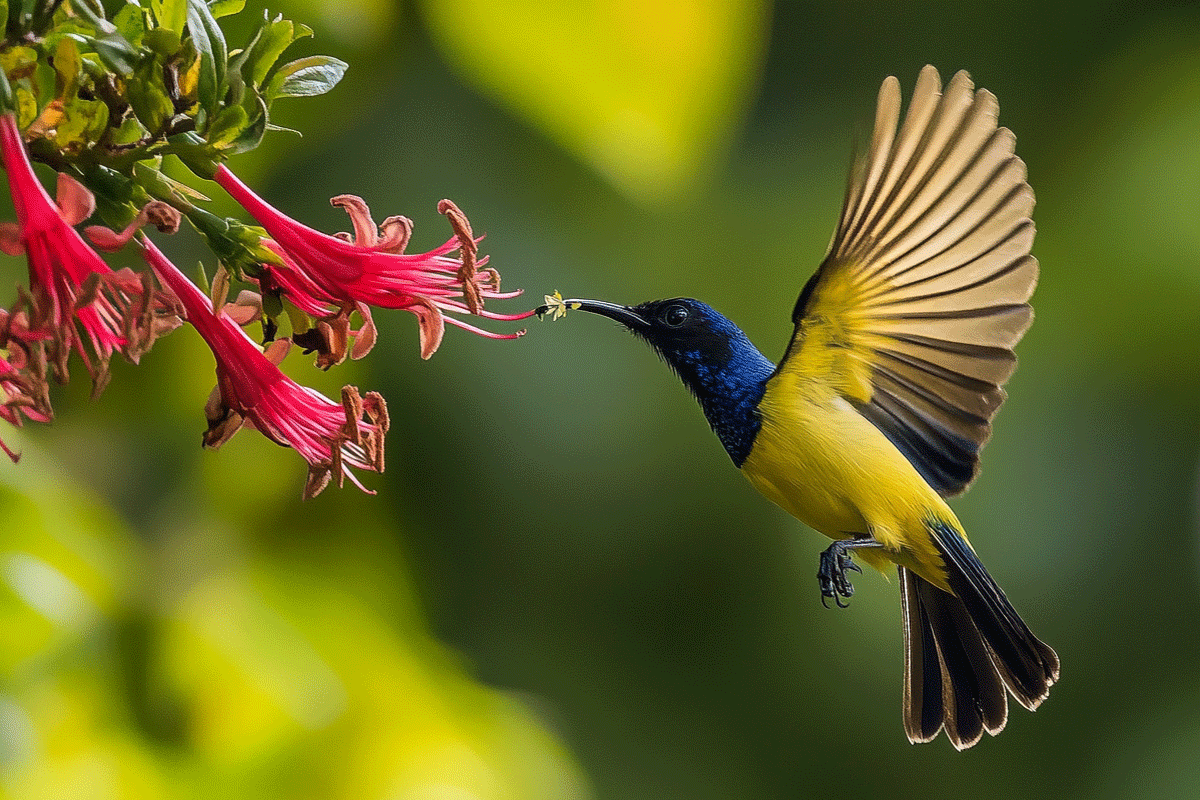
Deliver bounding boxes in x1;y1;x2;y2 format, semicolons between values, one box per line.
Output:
74;272;102;312
438;199;475;254
331;195;378;248
340;385;363;446
152;314;184;338
89;357;111;401
363;391;387;472
438;199;483;312
315;315;349;370
143;201;181;234
49;328;70;385
202;383;244;449
304;464;332;500
331;435;345;489
209;264;232;315
350;305;377;360
377;215;413;254
409;296;445;360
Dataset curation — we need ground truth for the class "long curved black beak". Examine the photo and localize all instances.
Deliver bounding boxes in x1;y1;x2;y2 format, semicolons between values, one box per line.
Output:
536;298;648;329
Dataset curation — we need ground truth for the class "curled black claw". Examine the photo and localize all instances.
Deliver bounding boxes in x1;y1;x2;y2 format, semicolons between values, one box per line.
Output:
818;542;864;608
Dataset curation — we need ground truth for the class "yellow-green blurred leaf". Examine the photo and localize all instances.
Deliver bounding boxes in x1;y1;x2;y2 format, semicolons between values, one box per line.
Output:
113;2;147;48
210;0;246;18
52;37;83;102
15;86;38;128
0;45;37;79
151;0;188;36
421;0;768;204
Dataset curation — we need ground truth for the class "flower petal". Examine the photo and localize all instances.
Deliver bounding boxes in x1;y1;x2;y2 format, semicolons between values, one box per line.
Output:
377;215;413;254
331;195;378;247
350;304;377;360
0;223;24;255
55;173;96;227
409;296;445;360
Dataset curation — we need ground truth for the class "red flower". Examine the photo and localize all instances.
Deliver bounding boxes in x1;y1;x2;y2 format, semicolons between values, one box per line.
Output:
140;237;388;498
213;165;533;358
0;113;174;389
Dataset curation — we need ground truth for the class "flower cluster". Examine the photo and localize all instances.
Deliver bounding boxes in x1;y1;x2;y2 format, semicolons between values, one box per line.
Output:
0;1;531;494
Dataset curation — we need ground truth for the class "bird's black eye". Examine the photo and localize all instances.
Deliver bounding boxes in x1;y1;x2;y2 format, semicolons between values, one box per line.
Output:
662;305;689;327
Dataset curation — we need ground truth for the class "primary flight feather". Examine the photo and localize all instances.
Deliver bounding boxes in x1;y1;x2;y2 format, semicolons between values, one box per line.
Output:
539;65;1058;749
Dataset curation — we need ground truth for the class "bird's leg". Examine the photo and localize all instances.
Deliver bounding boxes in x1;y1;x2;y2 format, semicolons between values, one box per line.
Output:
818;536;881;608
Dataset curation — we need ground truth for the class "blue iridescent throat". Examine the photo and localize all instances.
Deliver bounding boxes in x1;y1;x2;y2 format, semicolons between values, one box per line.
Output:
650;317;774;468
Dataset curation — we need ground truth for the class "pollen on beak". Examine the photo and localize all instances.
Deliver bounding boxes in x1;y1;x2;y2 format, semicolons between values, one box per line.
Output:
535;296;647;329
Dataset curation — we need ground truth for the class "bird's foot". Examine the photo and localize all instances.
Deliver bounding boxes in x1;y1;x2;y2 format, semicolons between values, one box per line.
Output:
818;541;864;608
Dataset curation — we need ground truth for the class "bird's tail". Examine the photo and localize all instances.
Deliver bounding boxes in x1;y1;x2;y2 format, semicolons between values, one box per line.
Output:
899;521;1059;749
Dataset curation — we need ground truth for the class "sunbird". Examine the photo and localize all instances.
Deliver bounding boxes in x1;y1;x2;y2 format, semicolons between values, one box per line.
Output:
539;66;1059;749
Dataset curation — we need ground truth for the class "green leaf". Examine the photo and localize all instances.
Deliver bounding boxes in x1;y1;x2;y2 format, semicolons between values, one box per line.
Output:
79;163;142;227
33;61;56;108
67;0;113;31
186;0;227;112
0;67;12;114
420;0;769;204
167;131;220;178
150;0;187;35
194;260;211;296
52;98;108;148
128;60;173;134
91;37;139;77
206;102;248;148
143;27;182;57
265;55;347;100
65;0;140;76
111;115;149;146
0;46;38;78
261;290;283;320
81;98;110;140
224;93;268;155
134;160;211;203
264;122;300;135
112;2;147;48
209;0;246;18
242;17;309;89
52;37;83;102
283;298;311;335
15;87;37;128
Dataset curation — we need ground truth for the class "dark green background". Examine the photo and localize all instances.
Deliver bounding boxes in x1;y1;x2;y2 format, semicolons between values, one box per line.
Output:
4;0;1200;797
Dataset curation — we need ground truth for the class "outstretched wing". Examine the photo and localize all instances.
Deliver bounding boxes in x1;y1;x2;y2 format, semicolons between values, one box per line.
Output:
778;66;1038;497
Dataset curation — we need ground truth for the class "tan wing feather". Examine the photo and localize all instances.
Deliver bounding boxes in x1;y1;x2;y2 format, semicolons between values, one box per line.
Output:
781;66;1038;497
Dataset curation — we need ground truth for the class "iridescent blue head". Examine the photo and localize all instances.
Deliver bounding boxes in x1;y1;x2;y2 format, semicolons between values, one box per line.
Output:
557;297;776;467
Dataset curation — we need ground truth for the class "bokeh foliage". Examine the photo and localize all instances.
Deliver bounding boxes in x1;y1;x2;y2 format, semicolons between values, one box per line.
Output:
3;0;1200;799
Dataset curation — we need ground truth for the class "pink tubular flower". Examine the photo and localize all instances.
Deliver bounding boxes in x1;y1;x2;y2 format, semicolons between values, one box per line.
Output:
0;112;174;390
139;237;387;498
213;165;534;359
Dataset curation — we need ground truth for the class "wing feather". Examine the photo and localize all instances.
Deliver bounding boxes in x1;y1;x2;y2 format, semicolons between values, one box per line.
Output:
779;66;1037;496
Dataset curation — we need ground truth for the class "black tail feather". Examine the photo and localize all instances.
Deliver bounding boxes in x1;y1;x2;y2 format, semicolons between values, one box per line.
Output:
901;569;945;743
900;521;1059;749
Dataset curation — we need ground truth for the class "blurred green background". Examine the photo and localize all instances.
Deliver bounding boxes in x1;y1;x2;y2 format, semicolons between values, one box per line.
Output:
3;0;1200;797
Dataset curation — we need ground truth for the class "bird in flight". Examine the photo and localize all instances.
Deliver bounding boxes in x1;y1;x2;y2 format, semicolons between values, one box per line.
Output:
538;66;1059;749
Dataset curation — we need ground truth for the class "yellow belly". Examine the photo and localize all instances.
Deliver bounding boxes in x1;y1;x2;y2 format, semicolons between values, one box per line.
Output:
741;376;959;590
